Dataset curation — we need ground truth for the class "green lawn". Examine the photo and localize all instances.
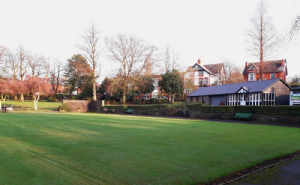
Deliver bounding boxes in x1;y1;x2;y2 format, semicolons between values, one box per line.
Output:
0;113;300;185
2;101;62;111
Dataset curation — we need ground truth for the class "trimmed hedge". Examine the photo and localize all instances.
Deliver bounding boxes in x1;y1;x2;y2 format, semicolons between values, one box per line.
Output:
186;103;204;111
202;106;234;113
200;105;300;116
103;103;300;116
103;103;187;111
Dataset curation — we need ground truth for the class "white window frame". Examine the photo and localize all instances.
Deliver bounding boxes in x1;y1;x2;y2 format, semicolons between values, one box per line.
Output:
204;78;208;85
248;73;255;81
263;92;275;105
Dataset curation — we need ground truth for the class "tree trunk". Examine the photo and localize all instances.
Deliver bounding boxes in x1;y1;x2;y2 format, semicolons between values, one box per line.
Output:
122;88;126;104
92;68;96;101
14;95;18;100
20;94;24;102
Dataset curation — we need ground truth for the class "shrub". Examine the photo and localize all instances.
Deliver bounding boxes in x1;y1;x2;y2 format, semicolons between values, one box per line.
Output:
55;93;65;100
161;99;167;103
48;97;57;102
146;100;151;104
150;98;158;104
135;99;141;104
58;104;72;112
71;96;76;100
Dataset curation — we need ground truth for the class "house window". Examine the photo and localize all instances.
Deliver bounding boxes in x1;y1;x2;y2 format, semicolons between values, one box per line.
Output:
271;73;275;79
204;78;208;85
199;79;203;86
199;71;204;76
263;92;275;105
248;73;255;81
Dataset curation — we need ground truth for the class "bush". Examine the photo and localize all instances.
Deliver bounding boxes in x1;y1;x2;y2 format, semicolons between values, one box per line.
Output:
150;98;158;104
135;99;141;104
48;97;57;102
55;93;65;100
161;99;167;103
71;96;76;100
58;104;72;112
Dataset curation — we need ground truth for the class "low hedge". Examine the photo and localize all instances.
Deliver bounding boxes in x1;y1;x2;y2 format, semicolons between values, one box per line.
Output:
103;103;187;111
103;103;300;116
200;105;300;116
202;106;234;113
186;103;204;111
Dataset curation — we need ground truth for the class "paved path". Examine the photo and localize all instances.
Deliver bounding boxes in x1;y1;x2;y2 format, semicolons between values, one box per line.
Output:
230;156;300;185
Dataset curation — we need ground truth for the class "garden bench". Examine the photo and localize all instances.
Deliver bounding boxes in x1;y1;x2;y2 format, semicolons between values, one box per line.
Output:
232;112;252;121
6;107;13;111
124;109;134;114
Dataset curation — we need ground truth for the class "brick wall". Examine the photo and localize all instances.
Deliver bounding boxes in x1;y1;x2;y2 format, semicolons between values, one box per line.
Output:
63;100;103;112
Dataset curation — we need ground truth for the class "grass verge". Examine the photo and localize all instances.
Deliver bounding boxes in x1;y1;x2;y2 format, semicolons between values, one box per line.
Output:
0;113;300;185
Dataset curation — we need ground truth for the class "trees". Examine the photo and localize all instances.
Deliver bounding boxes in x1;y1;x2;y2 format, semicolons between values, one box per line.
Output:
247;0;280;80
105;33;157;103
23;75;50;110
0;79;16;108
64;54;91;98
78;22;101;101
16;45;28;101
0;46;9;80
158;70;183;102
160;45;179;73
27;53;44;77
49;59;64;98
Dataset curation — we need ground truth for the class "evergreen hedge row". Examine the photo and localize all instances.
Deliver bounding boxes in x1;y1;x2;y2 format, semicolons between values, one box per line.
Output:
103;103;187;111
103;103;300;116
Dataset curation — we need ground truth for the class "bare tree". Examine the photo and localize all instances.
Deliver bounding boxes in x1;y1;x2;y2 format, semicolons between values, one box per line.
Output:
7;51;18;80
50;59;64;98
16;45;28;101
160;45;179;73
27;53;44;77
105;33;157;103
0;46;9;80
222;59;235;84
247;0;280;80
78;22;101;101
43;57;51;78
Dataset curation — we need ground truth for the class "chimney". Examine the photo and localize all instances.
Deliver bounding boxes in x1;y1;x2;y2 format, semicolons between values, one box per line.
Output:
198;59;201;65
245;62;248;68
281;59;284;66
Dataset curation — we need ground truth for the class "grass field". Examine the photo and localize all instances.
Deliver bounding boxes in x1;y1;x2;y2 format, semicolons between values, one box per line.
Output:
0;113;300;185
1;101;62;111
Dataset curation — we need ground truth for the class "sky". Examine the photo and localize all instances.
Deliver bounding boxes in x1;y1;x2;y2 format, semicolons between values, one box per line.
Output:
1;0;299;82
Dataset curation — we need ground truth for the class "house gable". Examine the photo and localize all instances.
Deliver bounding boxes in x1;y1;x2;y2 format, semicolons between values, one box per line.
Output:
236;87;249;94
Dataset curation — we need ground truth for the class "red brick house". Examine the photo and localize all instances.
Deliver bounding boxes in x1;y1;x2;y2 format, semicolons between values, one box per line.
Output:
243;59;288;82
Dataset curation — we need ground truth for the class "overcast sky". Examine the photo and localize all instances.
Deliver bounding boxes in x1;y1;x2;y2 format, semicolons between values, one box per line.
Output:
1;0;299;82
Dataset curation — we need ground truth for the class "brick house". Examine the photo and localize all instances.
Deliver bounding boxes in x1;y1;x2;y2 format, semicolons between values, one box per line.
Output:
243;59;288;82
187;78;291;106
185;59;224;91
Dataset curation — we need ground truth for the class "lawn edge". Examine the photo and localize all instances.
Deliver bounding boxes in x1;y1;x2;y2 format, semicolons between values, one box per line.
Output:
200;150;300;185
